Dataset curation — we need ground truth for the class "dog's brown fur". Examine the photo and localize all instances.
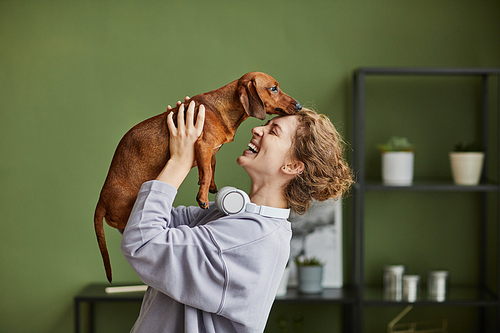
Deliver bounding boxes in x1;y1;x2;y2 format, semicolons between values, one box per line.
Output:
94;72;302;282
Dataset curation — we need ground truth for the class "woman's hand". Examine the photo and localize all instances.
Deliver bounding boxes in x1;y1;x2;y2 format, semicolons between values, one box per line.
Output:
156;100;205;189
167;96;190;111
167;101;205;166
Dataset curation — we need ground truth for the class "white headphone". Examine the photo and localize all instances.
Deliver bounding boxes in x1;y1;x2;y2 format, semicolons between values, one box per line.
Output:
215;186;290;219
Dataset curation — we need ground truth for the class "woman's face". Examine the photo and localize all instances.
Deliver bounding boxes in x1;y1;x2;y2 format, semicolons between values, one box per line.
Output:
237;115;299;177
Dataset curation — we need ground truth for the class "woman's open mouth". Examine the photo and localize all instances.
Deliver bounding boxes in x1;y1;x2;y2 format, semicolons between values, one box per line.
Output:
247;142;260;154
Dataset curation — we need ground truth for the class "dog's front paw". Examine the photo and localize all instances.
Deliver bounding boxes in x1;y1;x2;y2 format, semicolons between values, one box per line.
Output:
196;193;209;209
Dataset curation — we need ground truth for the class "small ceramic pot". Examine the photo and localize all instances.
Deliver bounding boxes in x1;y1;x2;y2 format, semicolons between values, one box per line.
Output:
297;266;323;294
381;151;414;186
449;152;484;185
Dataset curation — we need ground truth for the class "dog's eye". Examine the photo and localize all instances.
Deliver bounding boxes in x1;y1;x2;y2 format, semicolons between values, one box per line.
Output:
270;86;279;93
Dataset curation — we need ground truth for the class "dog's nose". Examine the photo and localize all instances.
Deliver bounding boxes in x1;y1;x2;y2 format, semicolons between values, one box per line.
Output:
295;102;302;112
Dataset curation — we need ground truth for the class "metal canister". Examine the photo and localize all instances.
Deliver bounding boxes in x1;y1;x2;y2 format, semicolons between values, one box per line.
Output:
384;265;405;301
428;270;449;302
403;275;420;302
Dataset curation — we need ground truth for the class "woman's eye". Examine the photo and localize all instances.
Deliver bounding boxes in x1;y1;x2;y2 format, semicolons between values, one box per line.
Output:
270;86;278;93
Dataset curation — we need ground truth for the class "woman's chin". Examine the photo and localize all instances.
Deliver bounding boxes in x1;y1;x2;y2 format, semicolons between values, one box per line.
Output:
236;154;247;167
236;150;254;166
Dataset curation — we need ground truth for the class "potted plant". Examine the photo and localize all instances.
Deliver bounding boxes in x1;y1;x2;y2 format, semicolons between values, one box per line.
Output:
378;136;414;186
295;256;324;294
450;142;484;185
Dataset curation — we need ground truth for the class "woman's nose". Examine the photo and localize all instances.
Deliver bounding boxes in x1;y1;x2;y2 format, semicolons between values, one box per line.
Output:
252;126;263;137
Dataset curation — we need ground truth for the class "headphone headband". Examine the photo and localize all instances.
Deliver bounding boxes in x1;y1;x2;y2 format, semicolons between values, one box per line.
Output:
245;202;290;219
215;186;290;219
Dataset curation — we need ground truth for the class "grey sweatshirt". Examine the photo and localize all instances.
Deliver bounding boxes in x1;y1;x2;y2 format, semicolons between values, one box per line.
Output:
121;180;292;333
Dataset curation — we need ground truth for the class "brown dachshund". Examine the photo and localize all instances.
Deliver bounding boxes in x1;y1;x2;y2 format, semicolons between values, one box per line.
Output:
94;72;302;282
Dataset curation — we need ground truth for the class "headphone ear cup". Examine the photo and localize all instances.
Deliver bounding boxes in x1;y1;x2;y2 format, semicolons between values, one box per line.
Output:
215;186;250;215
215;187;236;213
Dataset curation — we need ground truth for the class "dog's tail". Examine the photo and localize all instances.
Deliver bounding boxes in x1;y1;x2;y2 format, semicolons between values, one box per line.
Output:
94;201;113;283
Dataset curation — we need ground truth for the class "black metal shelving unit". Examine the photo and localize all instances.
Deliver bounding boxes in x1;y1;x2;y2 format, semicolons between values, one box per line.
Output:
74;284;357;333
352;67;500;332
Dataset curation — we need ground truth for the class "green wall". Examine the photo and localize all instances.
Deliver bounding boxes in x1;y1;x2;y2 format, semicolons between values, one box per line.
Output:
1;1;499;332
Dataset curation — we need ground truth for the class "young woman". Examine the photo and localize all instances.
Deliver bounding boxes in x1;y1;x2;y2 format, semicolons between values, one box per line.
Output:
121;100;353;333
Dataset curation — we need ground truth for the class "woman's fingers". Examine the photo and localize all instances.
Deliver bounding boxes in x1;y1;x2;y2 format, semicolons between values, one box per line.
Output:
168;101;204;140
186;101;196;129
167;110;177;136
176;103;185;132
167;97;189;111
195;105;205;136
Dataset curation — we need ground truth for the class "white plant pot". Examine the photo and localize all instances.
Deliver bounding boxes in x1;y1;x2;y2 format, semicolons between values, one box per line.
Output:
449;152;484;185
382;151;414;186
276;267;290;297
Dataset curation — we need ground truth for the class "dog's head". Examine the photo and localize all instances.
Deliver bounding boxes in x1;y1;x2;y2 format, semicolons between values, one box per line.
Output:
238;72;302;120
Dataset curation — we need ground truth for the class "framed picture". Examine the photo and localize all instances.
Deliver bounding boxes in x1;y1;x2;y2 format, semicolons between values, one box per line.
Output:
288;198;343;288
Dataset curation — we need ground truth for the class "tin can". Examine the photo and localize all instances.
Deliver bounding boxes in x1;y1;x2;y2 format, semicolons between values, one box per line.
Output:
383;265;405;301
428;270;449;302
403;275;420;302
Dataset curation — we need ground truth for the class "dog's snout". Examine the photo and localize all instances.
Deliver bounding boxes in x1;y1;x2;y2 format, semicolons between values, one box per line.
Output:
295;102;302;112
282;101;303;115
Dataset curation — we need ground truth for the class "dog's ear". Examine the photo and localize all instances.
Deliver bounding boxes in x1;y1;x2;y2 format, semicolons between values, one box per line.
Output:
238;79;266;120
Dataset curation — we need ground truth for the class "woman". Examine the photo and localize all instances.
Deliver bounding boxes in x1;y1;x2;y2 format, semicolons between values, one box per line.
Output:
121;100;353;333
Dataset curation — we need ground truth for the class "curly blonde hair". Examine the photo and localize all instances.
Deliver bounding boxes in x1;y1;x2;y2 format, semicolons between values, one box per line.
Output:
284;108;354;214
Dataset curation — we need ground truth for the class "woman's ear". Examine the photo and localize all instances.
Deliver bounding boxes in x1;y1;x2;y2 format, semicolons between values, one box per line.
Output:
281;160;305;175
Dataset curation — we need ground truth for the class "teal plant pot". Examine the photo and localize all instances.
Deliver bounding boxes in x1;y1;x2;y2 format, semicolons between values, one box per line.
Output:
297;266;323;294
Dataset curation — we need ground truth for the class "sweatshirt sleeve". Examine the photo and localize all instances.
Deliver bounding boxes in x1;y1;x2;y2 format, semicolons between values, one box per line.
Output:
121;180;226;313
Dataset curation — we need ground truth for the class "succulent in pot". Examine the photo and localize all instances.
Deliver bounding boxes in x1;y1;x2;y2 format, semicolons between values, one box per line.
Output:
295;256;324;294
450;142;484;185
378;136;414;186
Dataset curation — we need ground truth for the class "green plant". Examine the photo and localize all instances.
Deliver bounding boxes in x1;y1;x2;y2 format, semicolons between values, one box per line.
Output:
378;136;413;152
453;142;482;152
294;256;323;266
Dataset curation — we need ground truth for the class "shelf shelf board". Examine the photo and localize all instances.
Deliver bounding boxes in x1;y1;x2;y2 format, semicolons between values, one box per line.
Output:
356;67;500;76
75;283;146;302
75;284;357;305
275;287;356;304
363;287;498;307
357;179;500;192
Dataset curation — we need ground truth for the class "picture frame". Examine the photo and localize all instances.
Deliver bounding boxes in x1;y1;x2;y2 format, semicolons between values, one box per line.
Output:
288;198;343;288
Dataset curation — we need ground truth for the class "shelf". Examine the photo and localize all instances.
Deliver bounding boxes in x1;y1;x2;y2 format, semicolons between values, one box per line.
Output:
356;67;500;76
74;284;357;332
352;67;500;332
357;180;500;192
363;287;498;307
75;283;146;302
275;287;356;304
75;284;356;305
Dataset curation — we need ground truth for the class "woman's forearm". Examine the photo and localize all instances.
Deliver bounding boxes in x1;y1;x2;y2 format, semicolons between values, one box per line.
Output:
156;156;193;189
